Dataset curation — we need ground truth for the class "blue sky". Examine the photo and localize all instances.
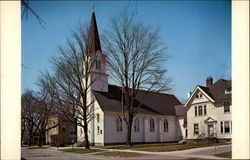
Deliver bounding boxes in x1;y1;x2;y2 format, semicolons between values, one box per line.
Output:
22;1;231;102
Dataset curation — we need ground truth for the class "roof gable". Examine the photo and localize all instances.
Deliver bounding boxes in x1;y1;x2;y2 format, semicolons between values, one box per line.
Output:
204;116;217;123
184;86;215;107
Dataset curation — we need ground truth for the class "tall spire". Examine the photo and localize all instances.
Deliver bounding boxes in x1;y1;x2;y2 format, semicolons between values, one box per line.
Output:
88;11;102;53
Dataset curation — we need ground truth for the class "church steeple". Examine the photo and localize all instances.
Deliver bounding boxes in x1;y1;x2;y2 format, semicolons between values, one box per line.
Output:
88;11;108;92
88;12;102;53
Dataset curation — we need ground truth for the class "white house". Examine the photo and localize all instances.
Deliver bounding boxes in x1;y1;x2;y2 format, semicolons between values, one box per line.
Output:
76;12;184;146
184;77;232;141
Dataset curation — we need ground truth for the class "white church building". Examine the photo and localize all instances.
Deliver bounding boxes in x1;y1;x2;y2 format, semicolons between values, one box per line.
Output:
76;12;185;146
77;12;231;146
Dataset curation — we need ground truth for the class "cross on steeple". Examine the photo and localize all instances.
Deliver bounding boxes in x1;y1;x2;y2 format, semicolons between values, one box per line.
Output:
92;4;95;12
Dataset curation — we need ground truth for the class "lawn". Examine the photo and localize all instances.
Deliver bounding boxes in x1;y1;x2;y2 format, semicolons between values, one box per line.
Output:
215;151;232;158
95;142;180;150
60;148;101;154
135;142;228;152
94;151;144;157
95;142;229;152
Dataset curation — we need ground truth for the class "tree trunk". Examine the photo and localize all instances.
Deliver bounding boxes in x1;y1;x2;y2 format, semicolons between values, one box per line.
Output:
29;135;32;146
83;124;90;149
38;133;43;147
126;122;132;146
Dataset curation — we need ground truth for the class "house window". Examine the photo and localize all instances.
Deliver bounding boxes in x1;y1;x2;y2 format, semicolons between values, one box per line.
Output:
221;122;223;133
198;106;202;116
150;119;155;132
224;121;230;133
62;127;66;132
224;102;230;113
196;94;199;98
116;117;122;132
194;124;199;135
134;118;139;132
164;119;168;132
195;106;197;116
200;94;203;98
97;113;100;122
204;105;207;115
97;126;100;134
221;121;232;134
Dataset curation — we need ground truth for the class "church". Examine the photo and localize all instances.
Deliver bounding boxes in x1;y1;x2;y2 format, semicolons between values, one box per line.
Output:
76;12;186;146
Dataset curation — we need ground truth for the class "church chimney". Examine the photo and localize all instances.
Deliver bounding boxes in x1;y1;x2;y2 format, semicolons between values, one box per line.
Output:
206;77;213;87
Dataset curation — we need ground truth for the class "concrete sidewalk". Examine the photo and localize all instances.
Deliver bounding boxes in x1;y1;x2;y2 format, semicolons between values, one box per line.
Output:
90;144;231;159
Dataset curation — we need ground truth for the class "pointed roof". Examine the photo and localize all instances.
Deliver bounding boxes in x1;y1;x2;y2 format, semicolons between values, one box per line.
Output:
88;12;102;53
184;79;231;107
204;116;217;123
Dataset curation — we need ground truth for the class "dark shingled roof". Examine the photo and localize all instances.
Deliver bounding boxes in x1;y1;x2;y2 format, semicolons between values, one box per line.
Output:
175;104;186;116
199;79;231;104
93;85;181;116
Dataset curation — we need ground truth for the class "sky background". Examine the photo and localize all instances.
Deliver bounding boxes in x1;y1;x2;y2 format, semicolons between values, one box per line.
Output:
22;1;231;102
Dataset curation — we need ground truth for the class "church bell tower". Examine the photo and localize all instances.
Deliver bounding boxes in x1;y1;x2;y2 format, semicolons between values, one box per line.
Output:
88;12;108;92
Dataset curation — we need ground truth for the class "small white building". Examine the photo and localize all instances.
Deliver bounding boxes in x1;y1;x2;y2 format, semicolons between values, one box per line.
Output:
76;12;184;146
184;77;232;140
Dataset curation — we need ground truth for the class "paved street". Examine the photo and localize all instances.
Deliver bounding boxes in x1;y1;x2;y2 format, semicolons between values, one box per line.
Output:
22;145;231;160
21;148;108;160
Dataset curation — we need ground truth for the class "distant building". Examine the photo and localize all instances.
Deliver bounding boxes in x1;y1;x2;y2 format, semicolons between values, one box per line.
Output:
46;115;77;146
184;77;232;140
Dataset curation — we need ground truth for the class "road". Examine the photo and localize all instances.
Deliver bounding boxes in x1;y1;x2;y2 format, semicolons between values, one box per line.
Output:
22;145;231;160
21;148;108;160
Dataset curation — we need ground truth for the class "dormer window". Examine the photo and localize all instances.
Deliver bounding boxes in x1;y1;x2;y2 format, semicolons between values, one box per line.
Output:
225;88;231;94
196;93;203;98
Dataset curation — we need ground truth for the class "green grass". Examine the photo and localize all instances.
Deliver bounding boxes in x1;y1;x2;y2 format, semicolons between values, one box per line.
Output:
94;151;144;157
95;142;228;152
60;148;101;154
95;142;180;150
215;151;232;158
135;142;228;152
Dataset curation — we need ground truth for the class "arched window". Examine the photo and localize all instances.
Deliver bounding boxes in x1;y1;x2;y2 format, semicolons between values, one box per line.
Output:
134;118;139;132
95;57;101;69
150;119;154;132
97;113;100;122
164;119;168;132
116;117;122;132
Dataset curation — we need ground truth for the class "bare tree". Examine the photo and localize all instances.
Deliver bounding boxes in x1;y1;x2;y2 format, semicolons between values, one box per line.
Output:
21;90;39;146
104;11;171;146
33;82;58;147
39;23;98;149
22;88;58;147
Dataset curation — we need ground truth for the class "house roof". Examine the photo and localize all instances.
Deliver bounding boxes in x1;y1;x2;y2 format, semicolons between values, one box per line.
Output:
175;104;186;116
199;79;231;104
92;85;181;116
207;79;231;103
185;79;231;106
